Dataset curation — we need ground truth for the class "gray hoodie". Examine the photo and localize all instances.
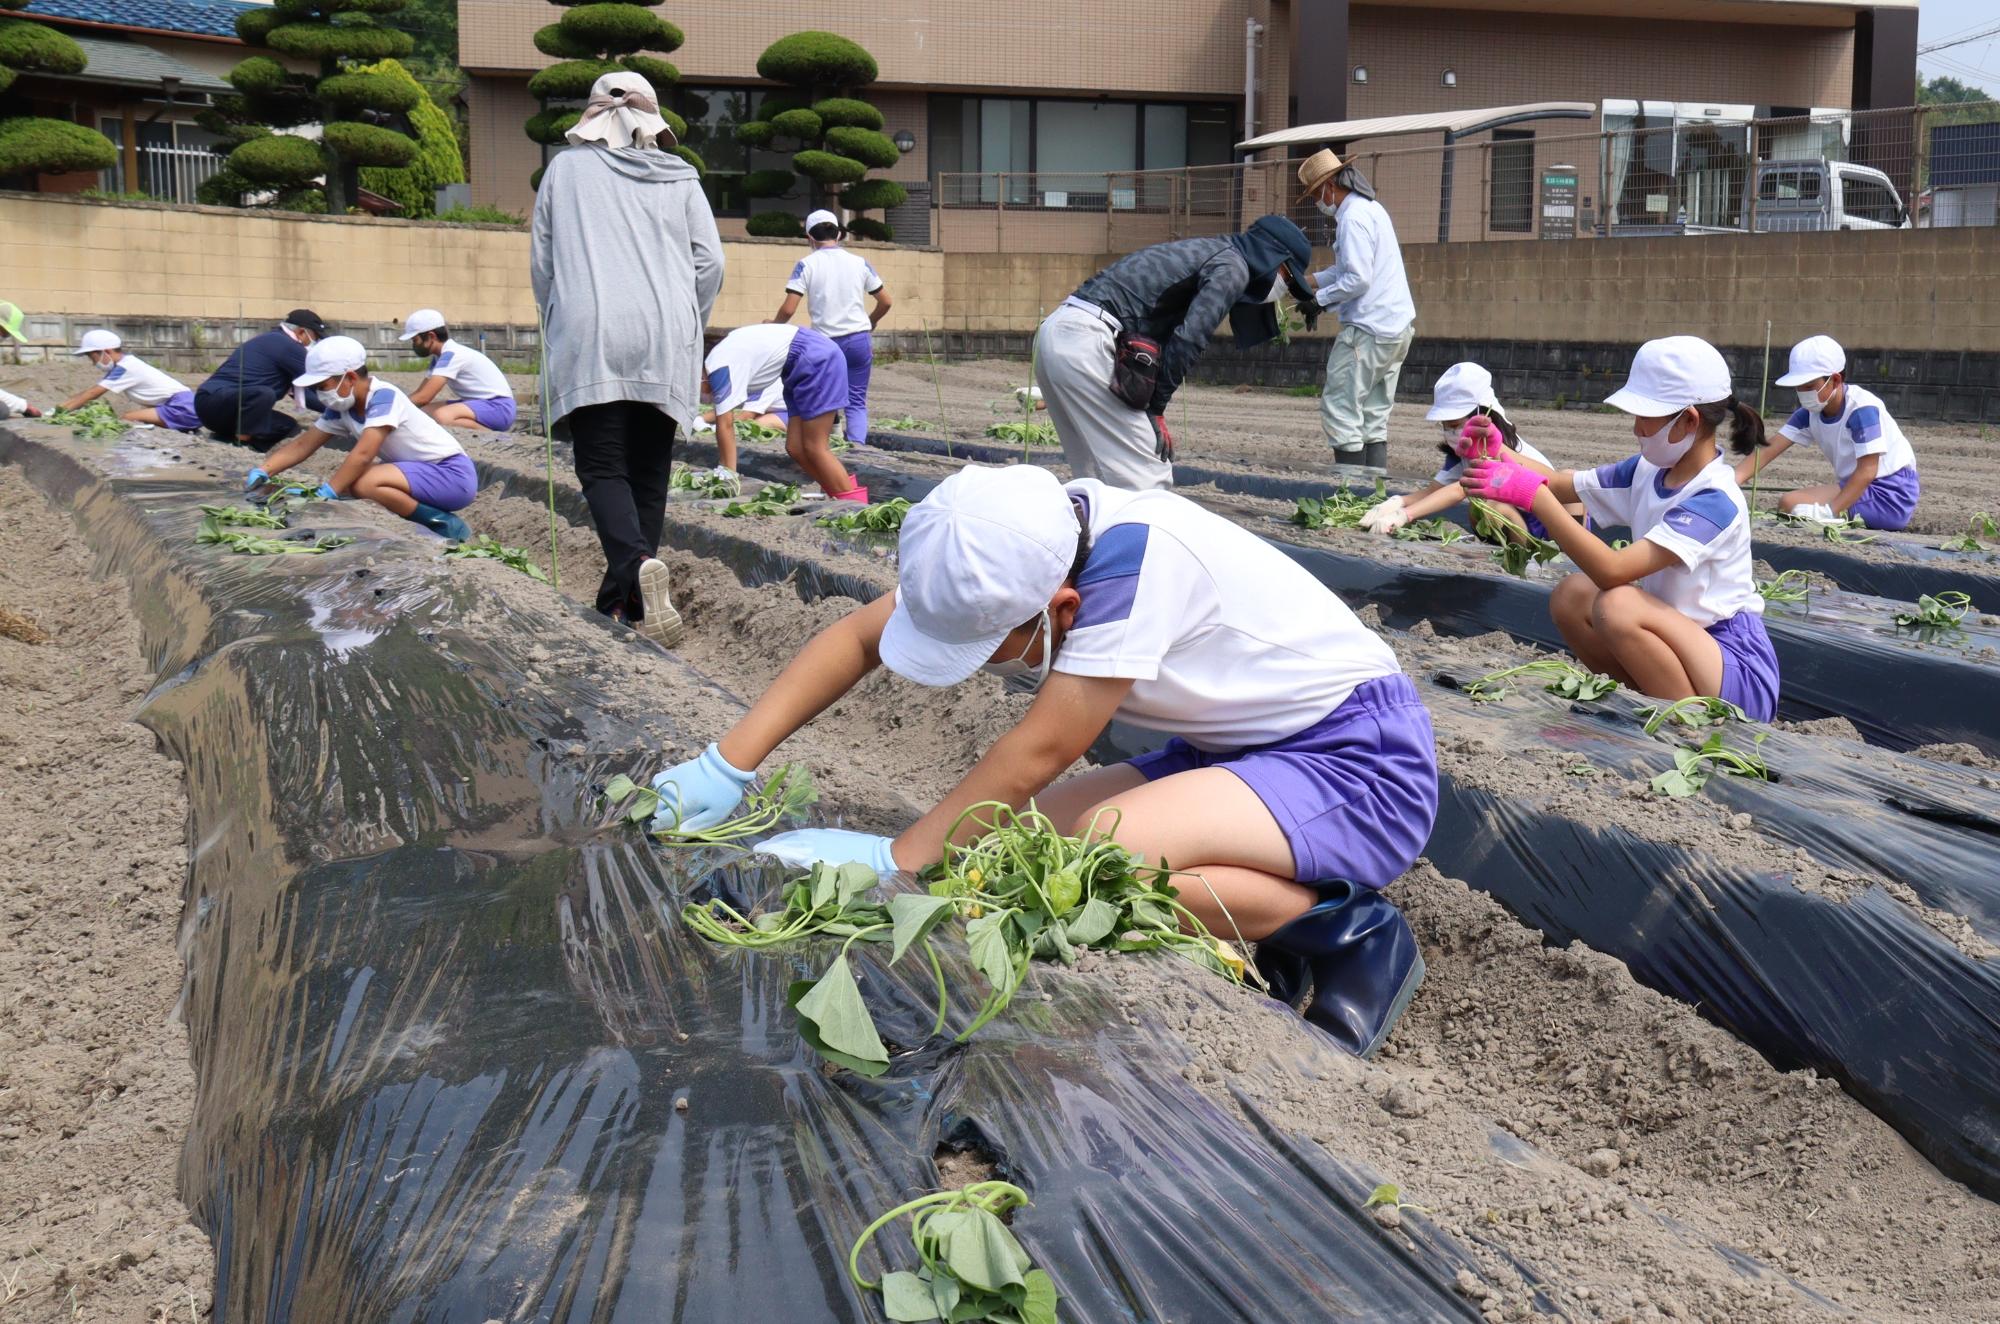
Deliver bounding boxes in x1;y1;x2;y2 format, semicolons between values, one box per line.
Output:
531;145;724;435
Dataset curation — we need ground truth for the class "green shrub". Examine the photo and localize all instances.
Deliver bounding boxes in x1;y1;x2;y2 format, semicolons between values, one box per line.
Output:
845;216;892;242
196;167;250;206
264;186;327;214
758;93;809;118
736;119;775;147
769;107;823;140
559;3;681;54
436;202;526;225
826;125;897;169
318;70;421;116
225;54;291;95
354;60;462;217
839;177;907;211
616;54;679;90
0;18;86;74
526;57;619;100
756;31;876;87
548;0;663;6
530;163;546;190
811;97;882;130
672;144;704;174
747;210;804;237
533;22;593;59
743;168;795;198
524;107;581;145
0;67;15;97
661;106;687;142
235;7;280;42
266;21;413;61
226;132;324;186
323;119;418;168
0;117;116;175
339;0;409;12
792;148;864;184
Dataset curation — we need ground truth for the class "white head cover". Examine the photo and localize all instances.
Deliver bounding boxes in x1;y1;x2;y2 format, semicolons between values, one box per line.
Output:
1605;336;1732;416
1775;334;1846;387
1426;361;1506;421
72;328;120;355
398;308;446;341
805;208;842;235
880;465;1082;686
565;71;674;150
293;335;367;387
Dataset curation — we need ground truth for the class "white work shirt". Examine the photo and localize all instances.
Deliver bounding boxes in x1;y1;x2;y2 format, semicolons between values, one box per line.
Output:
317;379;465;465
1434;436;1554;486
1054;479;1402;751
98;353;190;407
427;339;512;403
1778;384;1915;484
1572;455;1762;627
704;324;799;415
1311;193;1415;338
786;245;882;338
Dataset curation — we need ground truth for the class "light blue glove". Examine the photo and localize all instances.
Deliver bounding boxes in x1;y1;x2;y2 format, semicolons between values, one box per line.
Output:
316;482;339;500
755;828;899;874
245;467;269;491
650;742;756;833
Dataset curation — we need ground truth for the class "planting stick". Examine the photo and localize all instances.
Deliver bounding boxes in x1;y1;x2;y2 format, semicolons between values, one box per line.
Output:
1753;317;1771;514
920;317;951;458
537;303;560;589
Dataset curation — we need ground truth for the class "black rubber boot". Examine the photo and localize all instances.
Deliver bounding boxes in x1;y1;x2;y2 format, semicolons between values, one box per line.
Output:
1362;440;1388;470
1253;880;1426;1058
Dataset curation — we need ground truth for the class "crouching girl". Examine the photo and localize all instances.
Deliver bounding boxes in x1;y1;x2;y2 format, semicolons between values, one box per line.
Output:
1464;336;1780;720
650;463;1440;1057
247;336;477;541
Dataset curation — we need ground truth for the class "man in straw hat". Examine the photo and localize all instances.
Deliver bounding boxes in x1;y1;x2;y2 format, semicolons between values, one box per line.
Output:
1297;147;1415;473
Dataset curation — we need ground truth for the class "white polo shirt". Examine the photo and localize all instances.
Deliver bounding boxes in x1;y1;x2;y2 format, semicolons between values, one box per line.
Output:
704;324;799;416
1054;479;1401;751
1778;384;1915;484
318;379;465;465
1311;193;1416;339
98;353;190;407
1434;436;1554;486
1572;455;1762;626
428;339;512;403
786;245;883;338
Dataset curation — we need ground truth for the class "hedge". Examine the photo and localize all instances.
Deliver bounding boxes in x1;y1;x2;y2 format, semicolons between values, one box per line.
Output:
526;57;619;101
0;116;116;176
265;21;414;61
743;168;795;199
524;107;581;145
746;210;805;238
559;3;681;54
0;18;86;75
838;177;907;212
826;125;898;169
533;22;593;59
769;107;822;141
672;144;704;175
736;119;775;148
354;59;461;217
317;70;422;116
235;7;280;42
225;54;290;95
811;97;883;131
616;54;679;90
226;132;325;186
792;148;865;184
195;166;249;207
661;106;688;142
845;216;892;242
323;119;418;168
756;31;876;88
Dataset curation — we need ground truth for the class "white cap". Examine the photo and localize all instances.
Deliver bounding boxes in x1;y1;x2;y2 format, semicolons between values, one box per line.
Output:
1604;336;1732;416
293;334;367;387
1775;334;1846;387
880;465;1081;686
1426;361;1501;421
71;328;120;355
805;209;842;234
398;308;445;341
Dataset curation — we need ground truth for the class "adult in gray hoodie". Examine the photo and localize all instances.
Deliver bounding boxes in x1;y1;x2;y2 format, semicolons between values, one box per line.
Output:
531;71;724;645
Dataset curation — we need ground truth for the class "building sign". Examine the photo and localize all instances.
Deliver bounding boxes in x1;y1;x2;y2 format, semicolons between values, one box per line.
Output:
1540;165;1578;239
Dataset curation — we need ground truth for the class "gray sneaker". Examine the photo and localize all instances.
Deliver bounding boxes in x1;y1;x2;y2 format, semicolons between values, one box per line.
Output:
637;557;684;647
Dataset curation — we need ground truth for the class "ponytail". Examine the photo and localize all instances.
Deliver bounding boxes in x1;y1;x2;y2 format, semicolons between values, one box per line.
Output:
1695;395;1766;457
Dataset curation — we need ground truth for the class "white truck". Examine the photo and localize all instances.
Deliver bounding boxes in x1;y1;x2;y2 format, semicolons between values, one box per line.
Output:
1611;159;1909;236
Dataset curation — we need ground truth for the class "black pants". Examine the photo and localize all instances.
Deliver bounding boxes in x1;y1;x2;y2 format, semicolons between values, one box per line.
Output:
194;384;301;452
569;400;675;618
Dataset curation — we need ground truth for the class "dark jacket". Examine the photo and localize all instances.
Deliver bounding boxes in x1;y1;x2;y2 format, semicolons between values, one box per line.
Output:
1073;237;1249;415
198;329;318;410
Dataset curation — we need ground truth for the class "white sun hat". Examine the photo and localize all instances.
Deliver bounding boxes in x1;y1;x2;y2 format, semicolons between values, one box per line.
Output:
293;335;367;387
565;71;674;149
1774;334;1846;387
880;464;1082;686
71;328;120;355
397;308;446;340
1426;361;1505;421
1604;336;1732;416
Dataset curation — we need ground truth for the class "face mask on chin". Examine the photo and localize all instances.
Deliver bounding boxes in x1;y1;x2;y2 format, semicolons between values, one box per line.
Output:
980;608;1053;696
1639;410;1696;468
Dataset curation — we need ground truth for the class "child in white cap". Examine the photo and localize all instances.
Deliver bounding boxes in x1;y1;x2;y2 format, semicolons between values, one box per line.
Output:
703;323;866;502
245;336;477;541
1359;361;1577;541
396;310;518;432
1463;336;1781;721
771;209;891;446
55;330;201;432
646;463;1440;1058
1737;334;1920;531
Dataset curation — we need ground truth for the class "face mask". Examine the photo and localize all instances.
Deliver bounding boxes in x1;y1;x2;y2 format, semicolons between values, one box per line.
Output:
1639;410;1695;468
981;609;1052;696
1260;274;1284;304
324;376;356;413
1315;192;1339;217
1796;381;1832;414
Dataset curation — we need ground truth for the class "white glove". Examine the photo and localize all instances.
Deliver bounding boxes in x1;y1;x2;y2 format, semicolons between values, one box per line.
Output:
709;465;741;496
1359;495;1408;534
1790;502;1841;525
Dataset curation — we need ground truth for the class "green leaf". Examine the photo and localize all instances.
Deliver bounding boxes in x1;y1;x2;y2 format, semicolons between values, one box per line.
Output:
788;957;889;1075
603;773;636;802
834;861;880;908
1018;1270;1059;1324
882;1270;942;1322
626;787;661;823
890;893;958;964
966;913;1020;1001
1063;897;1120;947
811;863;840;910
930;1269;962;1318
1045;867;1081;916
943;1207;1028;1294
1364;1182;1401;1208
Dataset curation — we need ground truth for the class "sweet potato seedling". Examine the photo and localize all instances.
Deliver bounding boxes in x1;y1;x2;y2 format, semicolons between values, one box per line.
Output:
722;483;804;518
194;518;352;555
1468;499;1564;576
818;498;913;534
984;420;1058;447
1894;591;1973;633
1650;729;1770;797
848;1181;1058;1324
199;504;288;530
444;535;550;582
1466;658;1619;703
1392;517;1468;545
602;764;818;845
670;465;740;499
1290;486;1381;531
735;419;786;443
1639;695;1748;736
55;401;128;438
878;416;931;431
1942;514;1999;554
1756;570;1811;604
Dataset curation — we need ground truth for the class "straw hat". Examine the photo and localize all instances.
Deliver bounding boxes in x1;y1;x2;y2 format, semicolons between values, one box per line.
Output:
1296;148;1344;202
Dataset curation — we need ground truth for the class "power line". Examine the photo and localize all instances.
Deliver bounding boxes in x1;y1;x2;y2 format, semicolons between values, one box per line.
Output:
1920;22;2000;56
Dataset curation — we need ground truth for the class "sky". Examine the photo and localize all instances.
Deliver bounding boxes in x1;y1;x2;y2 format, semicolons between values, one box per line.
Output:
1918;0;2000;93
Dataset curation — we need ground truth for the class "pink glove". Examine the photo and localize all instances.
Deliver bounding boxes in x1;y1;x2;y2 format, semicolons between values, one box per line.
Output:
1464;458;1548;511
1454;416;1503;462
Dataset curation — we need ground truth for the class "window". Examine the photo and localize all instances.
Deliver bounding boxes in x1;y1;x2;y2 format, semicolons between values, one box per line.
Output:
1757;166;1822;202
1489;130;1534;233
930;95;1235;208
1840;174;1902;225
672;86;811;218
97;117;226;204
1035;101;1136;199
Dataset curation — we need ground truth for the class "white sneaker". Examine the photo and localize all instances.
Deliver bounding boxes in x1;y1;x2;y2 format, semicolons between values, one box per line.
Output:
637;558;684;647
690;417;716;435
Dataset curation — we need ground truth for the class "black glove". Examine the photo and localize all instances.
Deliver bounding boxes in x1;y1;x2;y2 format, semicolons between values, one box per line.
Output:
1292;297;1322;334
1282;266;1317;306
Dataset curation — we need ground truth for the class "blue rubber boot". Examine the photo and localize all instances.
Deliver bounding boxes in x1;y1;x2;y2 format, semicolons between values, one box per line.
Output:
409;502;471;542
1254;880;1426;1058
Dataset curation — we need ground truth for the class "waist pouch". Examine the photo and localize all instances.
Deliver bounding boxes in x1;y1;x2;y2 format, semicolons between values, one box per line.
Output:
1110;328;1163;411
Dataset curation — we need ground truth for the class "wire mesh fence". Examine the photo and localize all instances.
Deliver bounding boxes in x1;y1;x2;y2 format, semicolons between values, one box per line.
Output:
934;101;2000;254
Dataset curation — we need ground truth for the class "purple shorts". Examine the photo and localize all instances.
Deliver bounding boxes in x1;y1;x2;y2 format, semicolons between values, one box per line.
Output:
782;327;849;422
1849;464;1919;531
155;390;201;433
831;329;873;443
459;395;517;431
390;451;477;512
1708;610;1780;722
1524;512;1550;540
1129;674;1439;889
